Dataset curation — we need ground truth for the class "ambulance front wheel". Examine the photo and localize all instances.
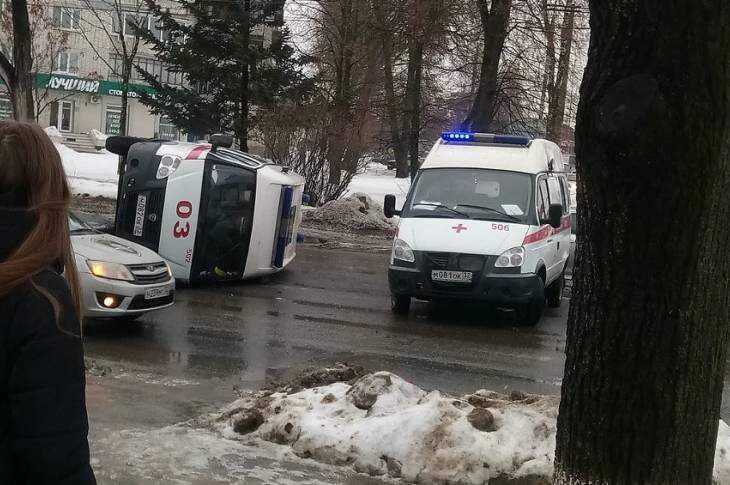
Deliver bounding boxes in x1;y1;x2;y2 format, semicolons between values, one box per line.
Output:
391;294;411;315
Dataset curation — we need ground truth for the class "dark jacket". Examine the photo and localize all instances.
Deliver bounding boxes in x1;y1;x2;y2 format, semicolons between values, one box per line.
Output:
0;207;95;484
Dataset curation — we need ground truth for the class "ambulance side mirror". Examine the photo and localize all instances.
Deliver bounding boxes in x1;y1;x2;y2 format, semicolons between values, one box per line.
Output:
548;203;563;229
384;195;400;218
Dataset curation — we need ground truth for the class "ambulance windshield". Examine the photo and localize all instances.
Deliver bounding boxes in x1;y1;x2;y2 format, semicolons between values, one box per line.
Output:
404;168;532;223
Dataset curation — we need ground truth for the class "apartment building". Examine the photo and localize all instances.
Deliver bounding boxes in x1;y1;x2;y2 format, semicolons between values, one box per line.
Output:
0;0;282;147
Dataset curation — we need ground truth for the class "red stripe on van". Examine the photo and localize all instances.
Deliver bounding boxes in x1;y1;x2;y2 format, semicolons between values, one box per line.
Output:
523;216;571;244
185;144;211;160
523;225;552;245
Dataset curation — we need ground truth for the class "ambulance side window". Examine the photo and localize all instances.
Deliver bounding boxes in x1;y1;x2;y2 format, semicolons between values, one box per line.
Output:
536;177;550;221
559;177;570;214
547;176;563;210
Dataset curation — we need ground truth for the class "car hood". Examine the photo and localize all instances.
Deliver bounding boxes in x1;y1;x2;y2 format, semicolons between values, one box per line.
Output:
71;233;164;265
398;218;529;255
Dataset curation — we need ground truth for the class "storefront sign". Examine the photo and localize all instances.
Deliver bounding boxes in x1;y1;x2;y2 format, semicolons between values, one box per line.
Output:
0;98;11;120
35;73;157;99
105;106;122;135
46;75;100;93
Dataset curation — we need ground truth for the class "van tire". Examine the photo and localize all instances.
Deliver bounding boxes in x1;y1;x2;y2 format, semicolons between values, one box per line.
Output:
522;278;545;326
546;272;564;308
391;294;411;315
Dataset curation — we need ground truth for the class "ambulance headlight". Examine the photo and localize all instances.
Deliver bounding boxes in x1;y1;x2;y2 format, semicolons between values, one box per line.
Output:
392;238;415;263
87;260;135;281
156;155;182;179
495;246;524;268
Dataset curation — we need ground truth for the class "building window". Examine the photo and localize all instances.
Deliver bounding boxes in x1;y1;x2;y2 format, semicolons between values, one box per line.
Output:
54;51;80;74
158;116;179;140
150;17;168;42
52;6;82;30
0;98;11;120
105;106;123;135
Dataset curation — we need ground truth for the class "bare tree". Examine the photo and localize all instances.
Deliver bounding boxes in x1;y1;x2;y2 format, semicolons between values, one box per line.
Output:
546;0;577;140
77;0;146;135
0;0;72;120
0;0;34;120
462;0;512;132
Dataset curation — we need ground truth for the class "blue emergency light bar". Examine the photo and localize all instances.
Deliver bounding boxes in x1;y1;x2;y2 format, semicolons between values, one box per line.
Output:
441;132;531;146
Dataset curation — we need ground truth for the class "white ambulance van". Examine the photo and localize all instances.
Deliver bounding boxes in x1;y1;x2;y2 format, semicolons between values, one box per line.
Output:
108;135;304;284
383;132;571;325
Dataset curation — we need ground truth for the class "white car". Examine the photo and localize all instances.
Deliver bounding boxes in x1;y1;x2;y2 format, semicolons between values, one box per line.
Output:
70;213;175;318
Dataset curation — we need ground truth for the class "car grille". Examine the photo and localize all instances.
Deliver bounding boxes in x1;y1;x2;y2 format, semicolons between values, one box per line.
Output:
423;252;492;272
128;293;174;310
424;252;451;268
127;262;171;285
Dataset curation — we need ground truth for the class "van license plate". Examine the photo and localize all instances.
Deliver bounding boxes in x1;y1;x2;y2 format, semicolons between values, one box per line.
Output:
133;194;147;237
431;270;472;283
144;286;170;300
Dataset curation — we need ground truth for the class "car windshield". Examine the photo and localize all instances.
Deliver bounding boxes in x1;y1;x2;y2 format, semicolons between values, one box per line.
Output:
69;213;95;234
403;168;532;223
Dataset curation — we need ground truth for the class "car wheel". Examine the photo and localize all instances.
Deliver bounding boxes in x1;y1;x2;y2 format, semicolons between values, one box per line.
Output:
391;294;411;315
522;277;545;326
546;272;564;308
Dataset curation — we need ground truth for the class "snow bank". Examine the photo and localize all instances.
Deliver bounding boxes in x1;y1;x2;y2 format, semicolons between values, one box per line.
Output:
53;142;120;198
214;372;558;483
345;168;410;211
304;193;395;233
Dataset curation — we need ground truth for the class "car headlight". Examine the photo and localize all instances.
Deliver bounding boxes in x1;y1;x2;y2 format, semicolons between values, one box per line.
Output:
495;246;525;268
87;260;135;281
392;238;415;263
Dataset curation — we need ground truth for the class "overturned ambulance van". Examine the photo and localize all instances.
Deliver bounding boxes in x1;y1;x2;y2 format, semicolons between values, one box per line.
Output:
108;136;304;284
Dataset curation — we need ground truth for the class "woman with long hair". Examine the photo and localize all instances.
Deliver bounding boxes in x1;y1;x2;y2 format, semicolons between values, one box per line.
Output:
0;121;95;483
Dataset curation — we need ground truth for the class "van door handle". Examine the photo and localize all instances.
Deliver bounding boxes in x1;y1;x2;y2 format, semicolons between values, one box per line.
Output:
547;238;555;243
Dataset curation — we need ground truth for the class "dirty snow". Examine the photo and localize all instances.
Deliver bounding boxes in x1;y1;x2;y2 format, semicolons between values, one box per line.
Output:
212;371;559;483
303;193;396;233
91;425;361;484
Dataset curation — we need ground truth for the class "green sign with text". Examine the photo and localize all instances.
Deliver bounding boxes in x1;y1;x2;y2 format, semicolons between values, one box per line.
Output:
34;73;157;98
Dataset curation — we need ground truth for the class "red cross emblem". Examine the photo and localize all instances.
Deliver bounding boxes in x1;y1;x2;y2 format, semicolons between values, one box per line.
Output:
452;223;468;233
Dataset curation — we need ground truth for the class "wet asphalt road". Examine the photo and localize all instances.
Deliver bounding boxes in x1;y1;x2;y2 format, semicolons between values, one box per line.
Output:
85;245;566;401
84;243;730;438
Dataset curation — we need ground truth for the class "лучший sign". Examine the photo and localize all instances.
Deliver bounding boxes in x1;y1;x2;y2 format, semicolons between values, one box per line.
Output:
36;73;158;98
46;75;100;93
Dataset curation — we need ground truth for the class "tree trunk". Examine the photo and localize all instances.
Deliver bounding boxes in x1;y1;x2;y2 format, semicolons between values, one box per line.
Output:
238;0;251;152
554;2;730;483
538;0;556;126
405;38;423;181
371;0;407;178
403;0;425;181
10;0;33;121
462;0;511;132
120;72;129;137
546;0;575;141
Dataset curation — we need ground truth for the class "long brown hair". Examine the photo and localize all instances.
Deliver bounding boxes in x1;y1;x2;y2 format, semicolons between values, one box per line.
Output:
0;121;82;321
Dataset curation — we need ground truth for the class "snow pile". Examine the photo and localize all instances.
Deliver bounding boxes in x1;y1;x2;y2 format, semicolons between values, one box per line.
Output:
214;371;558;483
44;125;63;142
345;167;410;211
54;143;119;198
304;192;395;233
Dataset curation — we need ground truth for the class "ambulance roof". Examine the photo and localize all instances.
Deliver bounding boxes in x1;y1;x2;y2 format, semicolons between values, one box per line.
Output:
421;133;564;174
